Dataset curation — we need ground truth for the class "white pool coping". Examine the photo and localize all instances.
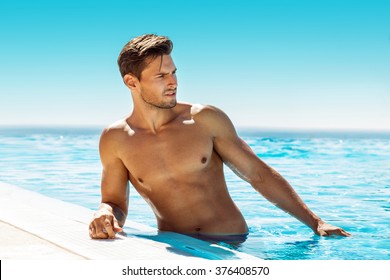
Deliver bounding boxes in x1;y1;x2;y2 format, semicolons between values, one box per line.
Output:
0;182;259;260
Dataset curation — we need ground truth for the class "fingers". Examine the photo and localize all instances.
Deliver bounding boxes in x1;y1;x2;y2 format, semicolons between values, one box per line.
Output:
103;218;116;238
89;223;109;239
328;228;352;237
89;216;120;239
113;219;123;233
317;230;328;236
316;222;351;237
342;230;352;237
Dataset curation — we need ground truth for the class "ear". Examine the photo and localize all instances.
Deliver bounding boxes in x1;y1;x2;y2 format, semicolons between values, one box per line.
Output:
123;74;138;90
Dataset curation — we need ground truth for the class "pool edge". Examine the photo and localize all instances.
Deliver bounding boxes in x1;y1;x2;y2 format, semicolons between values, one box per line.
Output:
0;182;260;260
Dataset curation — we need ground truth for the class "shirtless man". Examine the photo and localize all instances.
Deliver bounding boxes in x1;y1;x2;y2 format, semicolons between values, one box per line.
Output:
89;34;350;241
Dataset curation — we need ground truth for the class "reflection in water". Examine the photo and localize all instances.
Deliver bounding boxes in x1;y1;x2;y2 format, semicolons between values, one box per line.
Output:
124;228;250;260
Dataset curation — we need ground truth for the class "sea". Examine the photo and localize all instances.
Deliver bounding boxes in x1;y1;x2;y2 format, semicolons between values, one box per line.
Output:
0;126;389;260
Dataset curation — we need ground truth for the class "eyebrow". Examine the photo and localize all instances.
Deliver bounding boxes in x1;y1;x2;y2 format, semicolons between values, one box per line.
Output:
155;68;177;76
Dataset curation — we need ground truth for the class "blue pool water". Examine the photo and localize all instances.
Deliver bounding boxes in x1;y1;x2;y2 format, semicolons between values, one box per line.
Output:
0;127;389;260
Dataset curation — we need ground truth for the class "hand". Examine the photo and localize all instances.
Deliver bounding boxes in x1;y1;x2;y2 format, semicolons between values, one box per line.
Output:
89;208;123;239
314;220;351;237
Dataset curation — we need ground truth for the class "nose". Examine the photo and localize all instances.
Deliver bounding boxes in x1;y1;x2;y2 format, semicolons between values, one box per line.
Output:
167;73;177;89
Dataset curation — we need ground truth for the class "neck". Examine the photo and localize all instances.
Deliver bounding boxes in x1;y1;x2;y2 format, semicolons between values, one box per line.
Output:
130;100;178;134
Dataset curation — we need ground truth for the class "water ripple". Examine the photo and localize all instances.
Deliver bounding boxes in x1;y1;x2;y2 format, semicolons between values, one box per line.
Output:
0;128;389;259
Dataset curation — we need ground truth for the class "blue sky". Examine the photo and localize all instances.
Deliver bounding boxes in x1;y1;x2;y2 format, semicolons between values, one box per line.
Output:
0;0;389;130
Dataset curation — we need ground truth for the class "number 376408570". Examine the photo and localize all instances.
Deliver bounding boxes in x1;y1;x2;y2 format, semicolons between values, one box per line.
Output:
215;266;270;276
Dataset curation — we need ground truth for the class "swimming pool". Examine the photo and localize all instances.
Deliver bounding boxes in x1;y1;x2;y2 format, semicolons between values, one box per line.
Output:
0;127;389;260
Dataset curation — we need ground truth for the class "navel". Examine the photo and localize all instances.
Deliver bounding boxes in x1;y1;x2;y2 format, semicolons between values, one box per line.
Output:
138;178;144;183
201;157;207;164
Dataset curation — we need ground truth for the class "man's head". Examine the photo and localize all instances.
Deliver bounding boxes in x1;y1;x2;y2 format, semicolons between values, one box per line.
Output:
118;34;177;109
118;34;173;80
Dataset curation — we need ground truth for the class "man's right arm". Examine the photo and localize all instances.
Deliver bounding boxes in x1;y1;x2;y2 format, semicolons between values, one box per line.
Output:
89;127;130;239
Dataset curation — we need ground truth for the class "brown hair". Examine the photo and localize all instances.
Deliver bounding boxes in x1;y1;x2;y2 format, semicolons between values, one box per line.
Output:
117;34;173;80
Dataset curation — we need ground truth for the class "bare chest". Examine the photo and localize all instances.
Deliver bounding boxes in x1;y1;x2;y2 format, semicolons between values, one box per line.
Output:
118;126;214;187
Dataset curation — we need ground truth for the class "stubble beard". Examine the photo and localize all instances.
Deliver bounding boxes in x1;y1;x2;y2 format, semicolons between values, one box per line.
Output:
140;90;177;110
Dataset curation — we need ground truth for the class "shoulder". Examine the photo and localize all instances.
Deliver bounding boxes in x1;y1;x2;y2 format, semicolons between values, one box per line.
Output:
191;103;232;123
177;102;230;122
101;118;134;139
182;103;237;137
99;118;134;155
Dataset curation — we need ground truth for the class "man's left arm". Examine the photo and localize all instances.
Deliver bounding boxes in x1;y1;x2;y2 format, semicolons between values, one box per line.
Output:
205;106;350;237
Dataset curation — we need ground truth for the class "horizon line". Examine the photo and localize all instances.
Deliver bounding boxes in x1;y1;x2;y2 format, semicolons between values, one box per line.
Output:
0;124;389;134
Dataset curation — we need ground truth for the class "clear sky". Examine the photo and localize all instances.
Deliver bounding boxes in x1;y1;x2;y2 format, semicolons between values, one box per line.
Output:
1;0;389;131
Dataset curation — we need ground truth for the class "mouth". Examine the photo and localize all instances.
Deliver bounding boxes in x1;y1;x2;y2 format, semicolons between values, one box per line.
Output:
164;91;176;97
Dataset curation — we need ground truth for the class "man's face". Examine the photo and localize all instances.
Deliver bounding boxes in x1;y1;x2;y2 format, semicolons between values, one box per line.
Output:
137;54;178;109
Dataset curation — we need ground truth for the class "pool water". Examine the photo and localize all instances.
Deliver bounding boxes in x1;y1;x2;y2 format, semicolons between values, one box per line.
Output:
0;127;389;260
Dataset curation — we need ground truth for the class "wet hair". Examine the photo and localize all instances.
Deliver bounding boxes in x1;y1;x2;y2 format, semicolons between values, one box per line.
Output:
117;34;173;80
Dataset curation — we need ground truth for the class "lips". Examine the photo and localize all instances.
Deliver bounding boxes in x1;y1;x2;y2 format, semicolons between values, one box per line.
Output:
164;91;176;96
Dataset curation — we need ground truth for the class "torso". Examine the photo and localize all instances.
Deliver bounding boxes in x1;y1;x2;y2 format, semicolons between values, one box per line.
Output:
108;103;248;235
